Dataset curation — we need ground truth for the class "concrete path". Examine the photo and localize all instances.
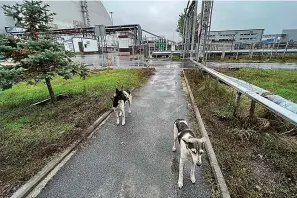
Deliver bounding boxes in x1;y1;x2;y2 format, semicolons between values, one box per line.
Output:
37;66;210;198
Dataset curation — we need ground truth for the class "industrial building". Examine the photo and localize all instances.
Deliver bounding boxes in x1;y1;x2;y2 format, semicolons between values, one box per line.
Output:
262;34;285;43
0;0;117;54
262;29;297;43
0;0;112;33
208;29;264;43
281;29;297;42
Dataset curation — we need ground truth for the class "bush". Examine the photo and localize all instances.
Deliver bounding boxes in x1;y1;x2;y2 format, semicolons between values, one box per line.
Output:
172;55;180;61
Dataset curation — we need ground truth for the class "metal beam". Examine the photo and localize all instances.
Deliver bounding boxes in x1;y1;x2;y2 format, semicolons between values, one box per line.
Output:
142;29;160;38
190;0;198;58
190;59;297;127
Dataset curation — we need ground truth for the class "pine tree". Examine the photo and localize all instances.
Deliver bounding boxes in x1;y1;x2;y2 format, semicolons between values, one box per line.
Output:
0;65;25;91
1;1;88;103
0;34;26;90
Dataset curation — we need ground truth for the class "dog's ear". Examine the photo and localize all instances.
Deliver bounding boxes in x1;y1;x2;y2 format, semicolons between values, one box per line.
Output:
116;88;119;94
199;137;206;150
202;141;205;150
182;137;195;147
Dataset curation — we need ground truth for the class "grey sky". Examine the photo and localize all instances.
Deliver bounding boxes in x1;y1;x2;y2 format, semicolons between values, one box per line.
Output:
102;1;297;41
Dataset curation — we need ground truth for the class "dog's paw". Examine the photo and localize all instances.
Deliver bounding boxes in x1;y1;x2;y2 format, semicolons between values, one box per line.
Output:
128;110;131;114
119;112;122;116
116;120;120;125
172;147;176;152
122;121;125;126
191;177;196;184
178;181;183;189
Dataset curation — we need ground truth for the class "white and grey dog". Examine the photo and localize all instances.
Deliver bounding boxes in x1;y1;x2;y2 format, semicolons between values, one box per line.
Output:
172;119;206;188
112;87;132;125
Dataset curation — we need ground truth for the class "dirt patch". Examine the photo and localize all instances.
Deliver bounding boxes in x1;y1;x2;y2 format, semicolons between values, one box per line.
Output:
184;69;297;198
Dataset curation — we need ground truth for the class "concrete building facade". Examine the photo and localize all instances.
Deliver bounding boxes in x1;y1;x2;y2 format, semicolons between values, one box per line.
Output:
0;0;112;33
281;29;297;42
262;29;297;43
209;29;264;43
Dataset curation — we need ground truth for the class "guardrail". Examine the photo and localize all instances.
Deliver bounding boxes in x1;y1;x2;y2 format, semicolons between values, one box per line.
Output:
189;59;297;126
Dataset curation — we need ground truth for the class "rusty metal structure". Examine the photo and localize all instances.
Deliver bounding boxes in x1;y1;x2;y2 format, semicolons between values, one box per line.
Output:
182;0;214;62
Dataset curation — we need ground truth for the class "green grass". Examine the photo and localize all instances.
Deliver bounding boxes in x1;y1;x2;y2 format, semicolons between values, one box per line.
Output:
208;53;297;63
0;68;155;197
0;69;149;108
219;68;297;103
185;69;297;198
171;55;181;61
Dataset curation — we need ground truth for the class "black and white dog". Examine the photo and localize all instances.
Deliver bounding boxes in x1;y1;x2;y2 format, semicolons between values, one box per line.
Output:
112;87;132;125
172;119;206;188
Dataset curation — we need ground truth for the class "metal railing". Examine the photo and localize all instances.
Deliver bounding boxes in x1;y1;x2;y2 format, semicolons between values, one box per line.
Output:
190;59;297;126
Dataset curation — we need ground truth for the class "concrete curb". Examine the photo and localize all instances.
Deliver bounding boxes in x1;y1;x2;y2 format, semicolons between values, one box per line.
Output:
10;110;112;198
182;70;231;198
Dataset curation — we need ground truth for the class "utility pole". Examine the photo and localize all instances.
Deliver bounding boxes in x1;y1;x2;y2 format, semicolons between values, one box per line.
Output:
190;0;198;58
109;12;114;25
197;0;214;63
182;10;187;59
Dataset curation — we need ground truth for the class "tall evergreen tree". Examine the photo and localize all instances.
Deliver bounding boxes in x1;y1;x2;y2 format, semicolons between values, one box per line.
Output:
1;1;88;103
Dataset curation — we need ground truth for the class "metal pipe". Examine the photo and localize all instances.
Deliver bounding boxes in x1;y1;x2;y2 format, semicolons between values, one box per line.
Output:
190;59;297;126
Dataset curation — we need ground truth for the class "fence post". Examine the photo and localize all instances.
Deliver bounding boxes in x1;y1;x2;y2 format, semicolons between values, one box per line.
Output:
233;92;242;116
249;43;254;59
283;41;288;58
249;100;256;119
236;43;240;60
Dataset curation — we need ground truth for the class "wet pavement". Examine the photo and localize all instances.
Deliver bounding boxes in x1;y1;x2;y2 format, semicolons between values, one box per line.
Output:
74;54;297;70
73;54;195;69
208;62;297;70
37;65;210;198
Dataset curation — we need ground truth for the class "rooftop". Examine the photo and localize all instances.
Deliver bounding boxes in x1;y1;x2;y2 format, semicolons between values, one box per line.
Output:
210;29;265;32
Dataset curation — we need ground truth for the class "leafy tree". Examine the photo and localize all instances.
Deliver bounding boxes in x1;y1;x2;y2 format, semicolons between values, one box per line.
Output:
177;12;200;42
1;1;88;103
176;13;185;38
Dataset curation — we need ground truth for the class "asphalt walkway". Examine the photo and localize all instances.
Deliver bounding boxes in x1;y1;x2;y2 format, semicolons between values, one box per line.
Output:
38;66;210;198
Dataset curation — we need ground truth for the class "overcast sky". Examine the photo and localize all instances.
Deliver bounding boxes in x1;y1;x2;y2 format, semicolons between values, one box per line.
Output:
102;1;297;41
